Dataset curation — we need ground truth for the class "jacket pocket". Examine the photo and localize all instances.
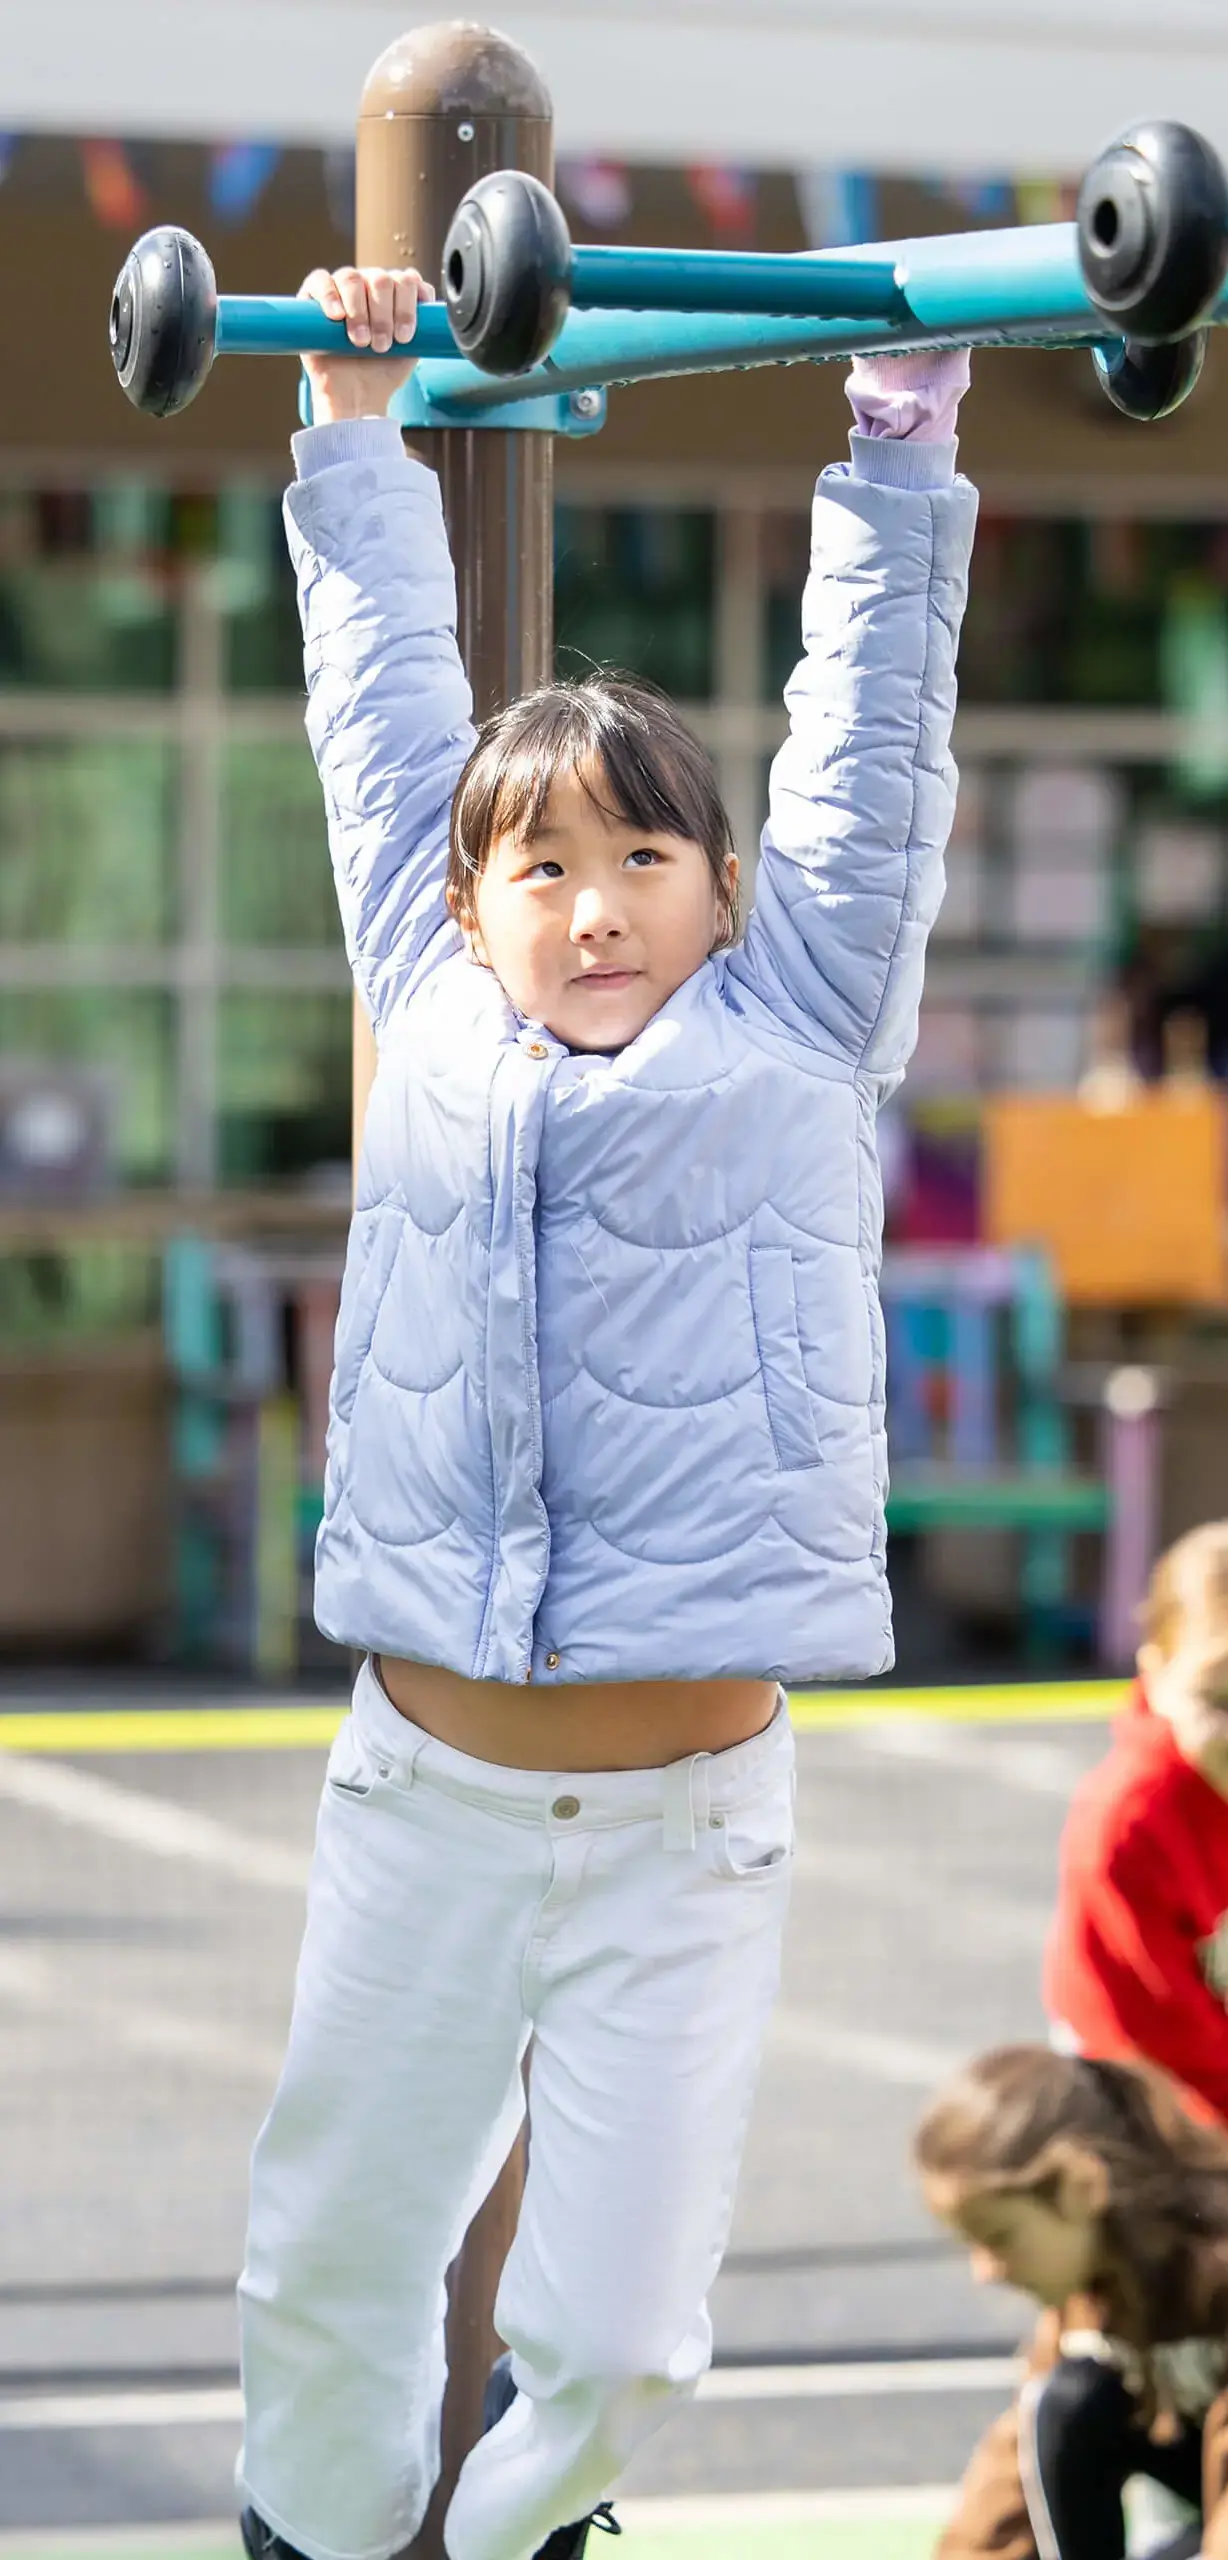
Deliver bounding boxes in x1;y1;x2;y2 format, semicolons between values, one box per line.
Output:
749;1245;823;1471
334;1215;403;1421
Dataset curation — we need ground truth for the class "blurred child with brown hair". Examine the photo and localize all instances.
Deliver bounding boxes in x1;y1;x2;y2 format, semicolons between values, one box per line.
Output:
1045;1521;1228;2128
916;2045;1228;2560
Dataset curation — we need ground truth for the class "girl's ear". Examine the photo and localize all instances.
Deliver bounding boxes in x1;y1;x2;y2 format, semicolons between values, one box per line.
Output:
1052;2141;1110;2223
447;881;491;970
714;852;740;951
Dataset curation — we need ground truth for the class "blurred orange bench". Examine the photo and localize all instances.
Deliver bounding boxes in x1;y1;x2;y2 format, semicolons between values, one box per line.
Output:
984;1090;1227;1307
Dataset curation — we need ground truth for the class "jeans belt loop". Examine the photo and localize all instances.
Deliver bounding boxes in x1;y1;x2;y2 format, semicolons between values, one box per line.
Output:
662;1756;697;1853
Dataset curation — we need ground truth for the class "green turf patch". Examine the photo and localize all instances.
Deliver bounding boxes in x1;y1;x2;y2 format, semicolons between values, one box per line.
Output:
627;2520;933;2560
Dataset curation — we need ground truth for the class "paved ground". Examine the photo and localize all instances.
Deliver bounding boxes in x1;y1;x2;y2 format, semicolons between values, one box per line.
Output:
0;1694;1113;2539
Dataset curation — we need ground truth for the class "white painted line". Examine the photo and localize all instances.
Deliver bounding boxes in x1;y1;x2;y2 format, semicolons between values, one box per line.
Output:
852;1722;1086;1799
0;2529;237;2558
0;1753;311;1895
790;1841;1051;1959
0;2389;244;2431
619;2486;959;2526
768;2007;965;2089
0;2362;1018;2431
697;2356;1019;2401
0;1948;283;2085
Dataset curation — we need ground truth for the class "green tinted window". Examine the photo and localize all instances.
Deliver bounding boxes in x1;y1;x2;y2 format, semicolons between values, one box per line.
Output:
761;510;809;705
220;740;339;947
217;993;351;1185
220;489;303;692
0;1246;159;1348
0;489;177;692
555;506;715;699
0;991;174;1183
0;739;176;943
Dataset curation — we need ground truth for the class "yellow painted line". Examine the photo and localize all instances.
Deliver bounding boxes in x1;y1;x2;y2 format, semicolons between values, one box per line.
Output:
0;1706;345;1753
789;1680;1120;1728
0;1681;1120;1755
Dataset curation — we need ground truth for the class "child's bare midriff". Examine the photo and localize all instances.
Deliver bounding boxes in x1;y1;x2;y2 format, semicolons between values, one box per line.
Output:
377;1654;778;1768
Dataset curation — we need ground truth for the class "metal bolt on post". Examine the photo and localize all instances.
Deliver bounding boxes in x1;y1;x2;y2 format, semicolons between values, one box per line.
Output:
352;25;553;2559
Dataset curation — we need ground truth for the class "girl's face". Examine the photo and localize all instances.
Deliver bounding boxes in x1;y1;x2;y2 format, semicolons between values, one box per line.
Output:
924;2165;1105;2310
461;766;736;1053
1140;1617;1228;1794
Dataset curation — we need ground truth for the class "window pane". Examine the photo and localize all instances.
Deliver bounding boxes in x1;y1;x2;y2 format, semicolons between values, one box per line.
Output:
220;489;303;693
761;509;809;705
0;490;177;691
218;993;351;1185
0;992;174;1183
555;506;715;698
0;739;175;943
0;1246;159;1350
220;740;339;948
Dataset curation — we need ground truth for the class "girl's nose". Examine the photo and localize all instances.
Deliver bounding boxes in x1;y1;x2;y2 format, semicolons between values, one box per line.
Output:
571;888;625;939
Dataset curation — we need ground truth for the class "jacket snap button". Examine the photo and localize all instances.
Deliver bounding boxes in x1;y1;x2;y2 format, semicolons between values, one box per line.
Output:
545;1651;560;1670
527;1040;548;1059
552;1794;580;1820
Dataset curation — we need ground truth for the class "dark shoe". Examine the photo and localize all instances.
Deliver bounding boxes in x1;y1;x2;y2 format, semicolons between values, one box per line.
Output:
240;2508;309;2560
534;2507;621;2560
483;2347;519;2434
483;2356;621;2560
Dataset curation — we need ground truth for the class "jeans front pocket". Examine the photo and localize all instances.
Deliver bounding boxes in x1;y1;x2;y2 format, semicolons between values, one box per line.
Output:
325;1713;388;1803
707;1785;795;1883
749;1245;823;1471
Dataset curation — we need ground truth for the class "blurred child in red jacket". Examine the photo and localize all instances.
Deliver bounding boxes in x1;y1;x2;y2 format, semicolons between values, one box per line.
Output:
1046;1521;1228;2129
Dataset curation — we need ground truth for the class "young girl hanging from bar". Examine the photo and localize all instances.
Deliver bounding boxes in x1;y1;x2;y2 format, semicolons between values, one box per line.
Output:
235;266;976;2560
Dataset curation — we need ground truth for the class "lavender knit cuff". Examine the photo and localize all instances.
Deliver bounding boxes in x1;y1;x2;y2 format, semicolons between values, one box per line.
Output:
846;347;971;444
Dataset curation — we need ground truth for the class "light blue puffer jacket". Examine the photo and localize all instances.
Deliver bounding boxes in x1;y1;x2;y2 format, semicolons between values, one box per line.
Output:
288;416;976;1686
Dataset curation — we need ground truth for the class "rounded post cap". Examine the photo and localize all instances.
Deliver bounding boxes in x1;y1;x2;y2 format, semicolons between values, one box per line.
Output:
360;19;551;120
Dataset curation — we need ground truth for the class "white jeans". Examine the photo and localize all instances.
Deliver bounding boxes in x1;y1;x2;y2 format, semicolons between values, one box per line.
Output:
238;1660;794;2560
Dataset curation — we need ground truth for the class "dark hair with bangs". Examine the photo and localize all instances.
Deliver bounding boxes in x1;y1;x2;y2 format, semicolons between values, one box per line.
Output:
447;673;739;947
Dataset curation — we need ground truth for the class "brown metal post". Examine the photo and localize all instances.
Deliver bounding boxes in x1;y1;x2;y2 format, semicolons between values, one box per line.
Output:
352;25;553;2557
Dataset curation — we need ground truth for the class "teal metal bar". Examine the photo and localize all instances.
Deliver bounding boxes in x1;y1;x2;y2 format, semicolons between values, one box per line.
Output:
404;224;1117;415
214;221;1228;420
216;297;458;357
566;243;904;318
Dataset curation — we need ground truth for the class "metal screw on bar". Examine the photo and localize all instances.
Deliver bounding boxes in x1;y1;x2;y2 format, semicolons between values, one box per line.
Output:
352;26;550;2560
568;387;603;420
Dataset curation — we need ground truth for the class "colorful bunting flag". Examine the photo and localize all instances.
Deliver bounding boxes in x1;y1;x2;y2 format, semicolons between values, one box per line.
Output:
80;138;146;230
209;140;280;224
557;157;632;231
686;164;757;247
1015;176;1078;225
795;169;878;251
947;177;1014;223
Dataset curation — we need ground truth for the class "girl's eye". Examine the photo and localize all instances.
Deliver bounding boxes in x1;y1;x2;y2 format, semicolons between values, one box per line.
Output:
626;847;661;869
524;858;565;881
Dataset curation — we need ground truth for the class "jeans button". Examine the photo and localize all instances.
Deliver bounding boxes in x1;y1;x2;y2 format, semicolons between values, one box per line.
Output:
552;1794;580;1820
